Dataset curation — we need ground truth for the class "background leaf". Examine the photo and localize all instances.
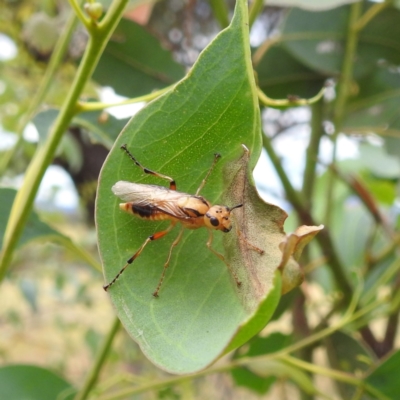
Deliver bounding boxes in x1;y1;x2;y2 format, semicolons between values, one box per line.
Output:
325;330;375;398
366;350;400;399
0;188;64;249
72;111;129;150
231;332;291;394
281;5;400;78
255;45;326;99
93;18;185;98
0;364;75;400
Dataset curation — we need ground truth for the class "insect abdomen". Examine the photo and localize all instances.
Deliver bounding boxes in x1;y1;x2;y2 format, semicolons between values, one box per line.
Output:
120;203;171;221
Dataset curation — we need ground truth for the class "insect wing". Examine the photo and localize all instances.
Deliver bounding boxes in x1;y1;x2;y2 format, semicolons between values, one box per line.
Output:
112;181;191;219
112;181;164;202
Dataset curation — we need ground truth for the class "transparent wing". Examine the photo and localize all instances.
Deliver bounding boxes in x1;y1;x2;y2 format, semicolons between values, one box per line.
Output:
112;181;191;219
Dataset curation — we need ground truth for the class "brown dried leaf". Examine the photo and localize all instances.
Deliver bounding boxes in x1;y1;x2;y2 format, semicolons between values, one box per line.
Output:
278;224;324;294
223;145;324;302
223;145;288;311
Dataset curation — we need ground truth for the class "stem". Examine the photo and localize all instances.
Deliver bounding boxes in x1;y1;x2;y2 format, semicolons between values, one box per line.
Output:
252;36;280;66
326;164;394;238
279;355;362;386
73;317;121;400
0;7;79;175
249;0;264;28
282;298;382;357
208;0;230;28
368;235;400;266
325;2;362;224
69;0;91;27
361;257;400;306
0;0;129;282
302;100;323;209
262;134;353;302
257;86;326;108
76;85;175;113
354;0;393;32
292;292;313;400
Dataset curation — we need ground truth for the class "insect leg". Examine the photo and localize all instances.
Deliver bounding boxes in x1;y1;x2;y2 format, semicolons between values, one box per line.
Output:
120;144;177;190
206;230;242;287
103;223;176;291
236;229;264;254
195;153;221;195
153;225;185;297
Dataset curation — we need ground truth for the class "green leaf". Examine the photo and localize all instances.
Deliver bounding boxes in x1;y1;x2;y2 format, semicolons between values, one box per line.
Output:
255;45;326;99
366;350;400;399
325;330;375;399
0;188;62;249
248;359;316;395
231;366;275;394
1;188;102;275
93;18;185;98
232;332;291;394
385;137;400;160
360;172;396;206
282;5;400;79
33;108;129;150
0;364;75;400
72;111;129;150
96;0;286;373
344;68;400;139
32;109;59;143
22;12;60;58
334;200;374;270
359;143;400;180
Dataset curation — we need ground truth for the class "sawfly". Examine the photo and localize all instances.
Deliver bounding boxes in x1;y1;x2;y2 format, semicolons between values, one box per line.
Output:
103;144;260;297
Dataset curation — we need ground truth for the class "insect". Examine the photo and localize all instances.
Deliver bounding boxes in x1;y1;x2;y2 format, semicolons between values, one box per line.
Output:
103;144;248;297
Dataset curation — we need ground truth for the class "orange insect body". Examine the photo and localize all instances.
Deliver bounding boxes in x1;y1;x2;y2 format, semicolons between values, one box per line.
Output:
113;182;237;232
104;144;244;297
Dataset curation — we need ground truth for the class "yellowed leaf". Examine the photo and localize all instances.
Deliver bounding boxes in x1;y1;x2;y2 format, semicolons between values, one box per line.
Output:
223;145;323;300
223;145;288;311
278;225;324;294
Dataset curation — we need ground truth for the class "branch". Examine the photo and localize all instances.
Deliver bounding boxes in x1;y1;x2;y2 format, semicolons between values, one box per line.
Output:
0;7;79;174
249;0;264;28
354;0;393;32
74;317;121;400
76;85;175;113
262;134;353;303
302;101;324;209
325;2;362;224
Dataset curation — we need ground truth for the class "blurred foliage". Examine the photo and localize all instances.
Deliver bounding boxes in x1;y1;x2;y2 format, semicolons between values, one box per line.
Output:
1;0;400;399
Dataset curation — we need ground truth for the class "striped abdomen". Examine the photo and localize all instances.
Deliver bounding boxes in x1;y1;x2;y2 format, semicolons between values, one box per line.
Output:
119;203;175;221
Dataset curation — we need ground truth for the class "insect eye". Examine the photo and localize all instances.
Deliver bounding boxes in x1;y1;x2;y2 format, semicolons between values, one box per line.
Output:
210;216;219;226
206;212;220;227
